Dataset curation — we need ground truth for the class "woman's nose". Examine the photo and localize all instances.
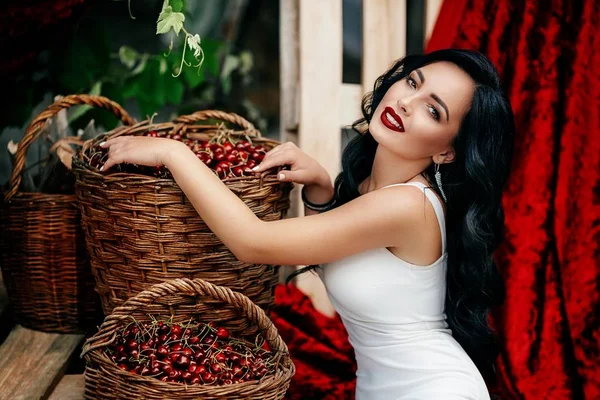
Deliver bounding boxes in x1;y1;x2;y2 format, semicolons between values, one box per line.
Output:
398;98;412;115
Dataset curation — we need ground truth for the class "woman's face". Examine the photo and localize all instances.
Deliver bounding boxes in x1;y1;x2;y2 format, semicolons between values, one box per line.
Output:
369;61;475;162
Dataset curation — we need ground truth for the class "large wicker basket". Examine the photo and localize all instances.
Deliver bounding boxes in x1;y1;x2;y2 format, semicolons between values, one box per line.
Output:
71;111;293;319
0;94;135;333
81;278;295;400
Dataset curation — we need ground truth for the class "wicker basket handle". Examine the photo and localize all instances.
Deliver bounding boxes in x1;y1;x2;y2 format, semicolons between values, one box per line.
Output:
173;110;261;137
5;94;135;202
81;278;288;358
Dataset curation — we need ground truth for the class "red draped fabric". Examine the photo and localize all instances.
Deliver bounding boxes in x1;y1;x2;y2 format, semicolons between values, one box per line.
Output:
272;284;356;399
427;1;600;399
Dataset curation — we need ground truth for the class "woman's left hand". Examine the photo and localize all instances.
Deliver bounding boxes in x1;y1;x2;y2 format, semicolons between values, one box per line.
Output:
99;136;184;171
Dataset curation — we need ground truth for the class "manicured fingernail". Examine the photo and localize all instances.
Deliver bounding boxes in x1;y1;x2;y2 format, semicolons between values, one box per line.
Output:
99;166;104;171
252;166;259;171
278;173;285;180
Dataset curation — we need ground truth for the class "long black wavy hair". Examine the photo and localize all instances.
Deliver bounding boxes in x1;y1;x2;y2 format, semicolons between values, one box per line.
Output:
288;48;516;382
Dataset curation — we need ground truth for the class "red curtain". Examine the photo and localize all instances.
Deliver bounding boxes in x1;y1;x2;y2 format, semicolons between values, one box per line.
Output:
427;1;600;399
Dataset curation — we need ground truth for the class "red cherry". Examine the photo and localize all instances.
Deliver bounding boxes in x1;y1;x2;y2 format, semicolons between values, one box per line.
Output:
126;339;137;349
235;142;247;151
232;366;243;377
222;379;233;385
171;325;182;335
202;372;215;382
118;363;128;371
217;161;231;170
191;376;201;384
246;160;257;169
182;347;194;357
189;336;200;344
181;371;193;381
215;353;227;363
170;353;179;362
151;367;161;375
172;134;182;141
176;354;190;368
226;153;238;163
160;376;169;382
157;345;169;357
171;343;183;352
232;166;244;177
146;131;158;138
196;365;207;375
214;152;226;162
223;142;234;153
210;363;222;374
254;145;266;153
159;325;170;334
216;327;230;340
211;144;224;153
214;166;227;179
194;349;206;359
162;363;173;374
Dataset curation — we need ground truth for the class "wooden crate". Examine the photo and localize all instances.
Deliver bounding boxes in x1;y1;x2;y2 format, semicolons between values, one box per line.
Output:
0;275;85;400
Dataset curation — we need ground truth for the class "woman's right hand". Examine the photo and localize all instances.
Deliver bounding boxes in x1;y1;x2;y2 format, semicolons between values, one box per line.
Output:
252;142;329;187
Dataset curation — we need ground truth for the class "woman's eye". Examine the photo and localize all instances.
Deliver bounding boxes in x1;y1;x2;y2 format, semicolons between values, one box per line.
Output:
428;105;440;121
407;77;417;89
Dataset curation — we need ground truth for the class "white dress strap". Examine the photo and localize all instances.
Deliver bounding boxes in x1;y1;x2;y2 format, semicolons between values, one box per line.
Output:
380;182;446;254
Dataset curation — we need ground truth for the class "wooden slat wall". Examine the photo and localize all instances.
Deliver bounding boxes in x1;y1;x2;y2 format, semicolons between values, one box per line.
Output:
298;0;343;196
362;0;407;96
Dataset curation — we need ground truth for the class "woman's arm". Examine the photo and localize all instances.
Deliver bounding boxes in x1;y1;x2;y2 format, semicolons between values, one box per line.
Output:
101;136;424;266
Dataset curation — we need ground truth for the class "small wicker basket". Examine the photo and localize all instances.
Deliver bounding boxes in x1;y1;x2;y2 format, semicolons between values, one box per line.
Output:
0;94;134;333
71;110;293;321
81;278;295;400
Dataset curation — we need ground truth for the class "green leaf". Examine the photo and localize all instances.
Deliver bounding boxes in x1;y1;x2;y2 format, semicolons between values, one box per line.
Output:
118;46;139;69
156;6;185;36
170;0;184;12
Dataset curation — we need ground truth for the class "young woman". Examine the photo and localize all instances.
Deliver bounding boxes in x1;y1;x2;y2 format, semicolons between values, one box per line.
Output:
100;48;515;399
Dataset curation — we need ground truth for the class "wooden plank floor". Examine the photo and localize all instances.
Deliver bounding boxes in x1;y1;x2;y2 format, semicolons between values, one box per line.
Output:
0;275;85;400
48;374;85;400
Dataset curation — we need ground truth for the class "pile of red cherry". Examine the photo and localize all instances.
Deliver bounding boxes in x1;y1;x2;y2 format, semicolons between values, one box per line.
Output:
104;319;274;385
87;129;268;180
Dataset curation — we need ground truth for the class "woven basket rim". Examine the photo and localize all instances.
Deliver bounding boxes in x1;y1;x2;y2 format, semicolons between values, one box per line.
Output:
81;278;295;395
72;117;287;184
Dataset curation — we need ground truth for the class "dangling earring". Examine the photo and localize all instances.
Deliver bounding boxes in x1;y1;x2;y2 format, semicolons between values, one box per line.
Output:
435;163;447;202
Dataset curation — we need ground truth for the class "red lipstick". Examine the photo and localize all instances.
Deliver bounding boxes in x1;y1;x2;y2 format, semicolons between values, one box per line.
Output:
381;107;405;133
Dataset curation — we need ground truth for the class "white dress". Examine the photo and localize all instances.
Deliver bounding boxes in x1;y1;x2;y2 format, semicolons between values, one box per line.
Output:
319;182;491;400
